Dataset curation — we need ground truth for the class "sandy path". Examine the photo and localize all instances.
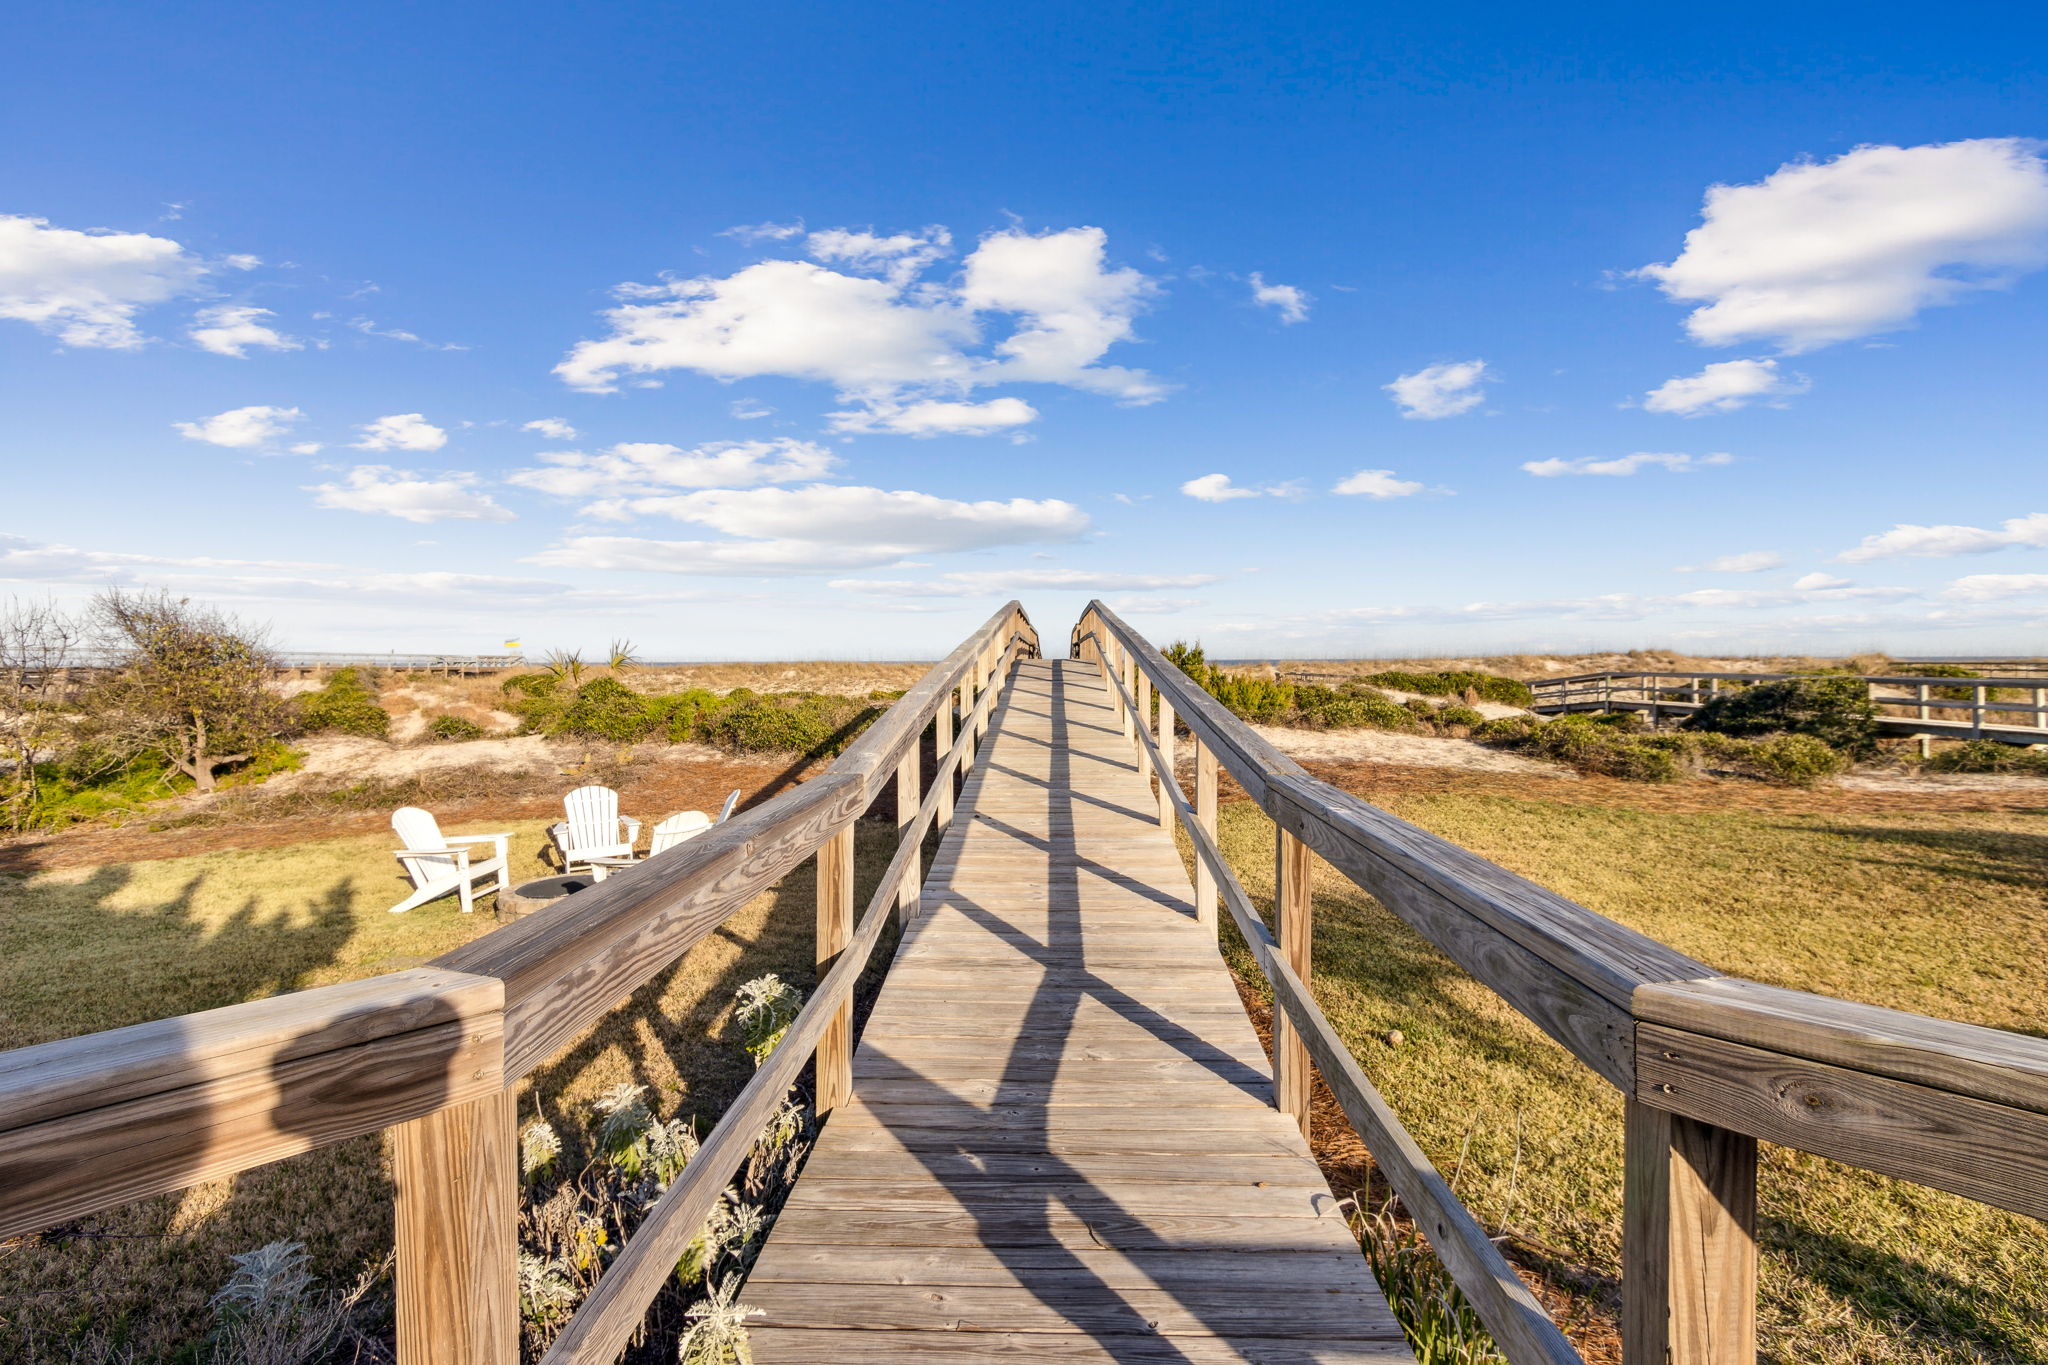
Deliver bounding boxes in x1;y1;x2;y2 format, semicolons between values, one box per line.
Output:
1246;724;1574;776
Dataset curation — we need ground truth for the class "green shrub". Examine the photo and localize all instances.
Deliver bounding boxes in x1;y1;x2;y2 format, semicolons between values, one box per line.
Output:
1293;685;1413;731
427;714;487;742
556;676;660;742
1357;669;1534;707
1924;739;2048;774
1739;733;1847;786
1163;640;1207;675
697;693;880;757
1910;663;2017;704
1435;705;1485;730
501;672;559;698
1473;712;1681;781
296;668;390;738
1686;675;1878;756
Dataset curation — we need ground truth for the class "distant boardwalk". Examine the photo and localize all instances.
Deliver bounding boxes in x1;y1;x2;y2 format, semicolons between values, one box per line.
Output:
745;659;1409;1362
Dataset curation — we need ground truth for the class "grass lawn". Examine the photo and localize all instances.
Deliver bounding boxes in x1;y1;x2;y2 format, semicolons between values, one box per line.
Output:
0;816;905;1361
1205;789;2048;1365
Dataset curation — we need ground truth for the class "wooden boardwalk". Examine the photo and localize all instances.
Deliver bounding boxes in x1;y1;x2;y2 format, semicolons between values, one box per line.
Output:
746;659;1411;1362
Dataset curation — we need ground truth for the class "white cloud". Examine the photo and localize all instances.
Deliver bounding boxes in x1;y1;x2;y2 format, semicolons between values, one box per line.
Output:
1941;573;2048;602
510;438;838;499
0;213;214;348
1793;572;1851;590
1837;512;2048;562
555;225;1165;417
1675;550;1785;573
1642;358;1809;416
1522;451;1732;477
830;569;1220;597
1637;138;2048;352
522;418;578;440
348;317;469;350
173;404;305;450
529;485;1089;576
1180;473;1265;502
309;466;514;523
720;220;806;243
730;399;773;420
187;304;301;358
1248;272;1309;324
353;413;448;452
1331;469;1427;499
827;396;1038;437
289;441;324;455
1385;360;1489;420
805;226;951;285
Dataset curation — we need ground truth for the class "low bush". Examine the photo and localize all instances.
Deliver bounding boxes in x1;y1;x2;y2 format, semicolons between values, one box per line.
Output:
501;671;560;699
557;676;661;742
1737;733;1848;786
1357;669;1534;707
1434;704;1485;730
697;693;881;758
1924;739;2048;774
1910;663;2016;703
1475;713;1851;786
1686;675;1878;756
296;668;390;738
427;714;487;742
1293;685;1413;731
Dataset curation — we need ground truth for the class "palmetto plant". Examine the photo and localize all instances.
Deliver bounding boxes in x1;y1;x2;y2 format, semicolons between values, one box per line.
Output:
608;638;640;672
545;648;587;686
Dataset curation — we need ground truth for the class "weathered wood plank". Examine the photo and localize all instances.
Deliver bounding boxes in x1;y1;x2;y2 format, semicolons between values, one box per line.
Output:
746;1328;1413;1362
1637;1023;2048;1220
393;1087;517;1365
745;1279;1398;1338
1621;1098;1756;1365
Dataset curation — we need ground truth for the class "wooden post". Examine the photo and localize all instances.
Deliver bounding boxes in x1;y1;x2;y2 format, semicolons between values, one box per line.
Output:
1274;828;1312;1137
1974;684;1986;737
1136;671;1153;791
1623;1098;1758;1365
1156;694;1176;826
814;827;854;1115
1917;683;1929;720
935;686;955;830
895;746;922;922
1194;740;1218;931
392;1089;517;1365
957;680;975;777
1121;654;1136;741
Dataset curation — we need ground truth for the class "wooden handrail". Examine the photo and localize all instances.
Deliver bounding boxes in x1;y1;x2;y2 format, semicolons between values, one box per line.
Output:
1091;640;1582;1365
1076;600;2048;1365
538;638;1027;1364
0;604;1039;1364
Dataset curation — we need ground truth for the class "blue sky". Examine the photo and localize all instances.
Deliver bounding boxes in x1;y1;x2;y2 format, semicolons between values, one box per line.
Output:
5;2;2047;658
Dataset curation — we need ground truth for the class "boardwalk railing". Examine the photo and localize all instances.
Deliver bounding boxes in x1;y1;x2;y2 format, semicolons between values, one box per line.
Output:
0;602;1039;1365
1528;668;2048;742
1073;600;2048;1365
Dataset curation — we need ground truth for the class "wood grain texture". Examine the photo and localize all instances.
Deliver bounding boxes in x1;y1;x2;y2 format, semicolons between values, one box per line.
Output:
1635;976;2048;1117
747;658;1407;1364
0;984;503;1239
1195;739;1219;931
814;827;854;1116
393;1087;517;1365
1637;1023;2048;1221
1276;827;1314;1137
1622;1099;1756;1365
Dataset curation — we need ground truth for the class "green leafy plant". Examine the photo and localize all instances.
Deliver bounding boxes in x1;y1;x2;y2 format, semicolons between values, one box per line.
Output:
1353;1204;1507;1364
297;667;390;738
1358;669;1534;707
427;713;487;741
733;975;804;1066
1924;739;2048;774
1686;674;1878;756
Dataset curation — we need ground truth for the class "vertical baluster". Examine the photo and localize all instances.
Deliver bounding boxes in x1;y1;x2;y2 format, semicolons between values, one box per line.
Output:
1156;693;1176;826
814;827;854;1115
935;680;955;830
392;1090;517;1365
1623;1098;1758;1365
1274;828;1312;1137
895;744;921;924
1194;740;1218;931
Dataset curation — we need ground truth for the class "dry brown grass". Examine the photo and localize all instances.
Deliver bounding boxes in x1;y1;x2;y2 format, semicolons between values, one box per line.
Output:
1235;651;1899;683
0;804;908;1359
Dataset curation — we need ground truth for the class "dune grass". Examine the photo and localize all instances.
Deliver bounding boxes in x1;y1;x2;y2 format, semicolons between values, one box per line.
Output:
1205;794;2048;1365
0;817;904;1360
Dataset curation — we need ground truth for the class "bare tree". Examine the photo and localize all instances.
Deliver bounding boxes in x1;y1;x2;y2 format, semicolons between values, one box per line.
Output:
0;598;84;830
88;589;294;792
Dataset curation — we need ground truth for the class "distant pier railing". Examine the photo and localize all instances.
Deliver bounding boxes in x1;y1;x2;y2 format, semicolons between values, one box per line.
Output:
1528;669;2048;744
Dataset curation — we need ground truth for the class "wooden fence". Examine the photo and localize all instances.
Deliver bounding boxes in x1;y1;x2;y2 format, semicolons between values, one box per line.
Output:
0;602;1039;1365
1528;668;2048;743
1074;601;2048;1365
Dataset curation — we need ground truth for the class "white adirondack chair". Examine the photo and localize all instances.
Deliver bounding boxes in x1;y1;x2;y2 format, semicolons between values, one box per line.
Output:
549;785;642;875
586;789;743;878
389;807;510;914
